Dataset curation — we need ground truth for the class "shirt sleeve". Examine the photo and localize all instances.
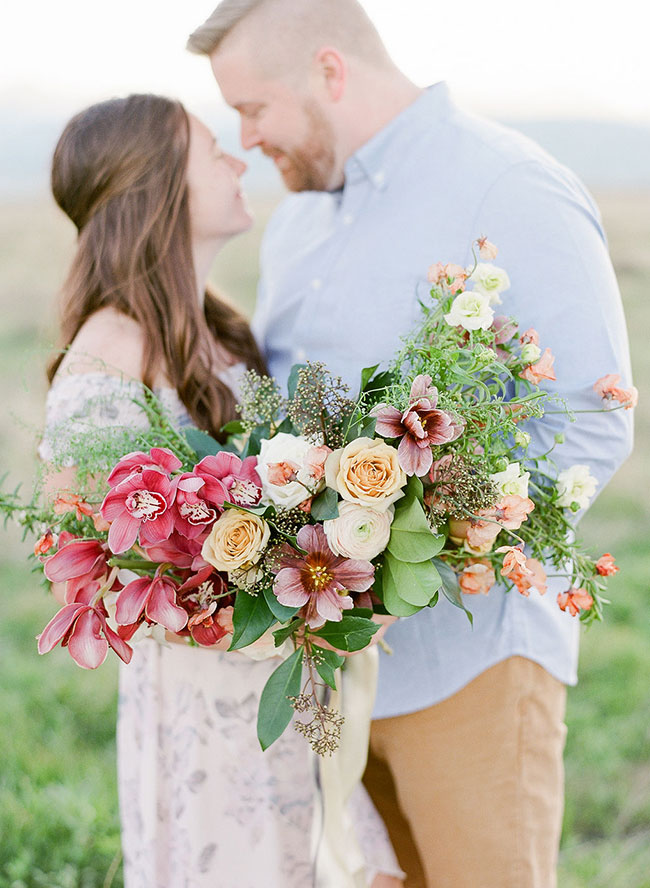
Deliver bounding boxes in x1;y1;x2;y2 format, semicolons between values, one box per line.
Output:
472;159;634;505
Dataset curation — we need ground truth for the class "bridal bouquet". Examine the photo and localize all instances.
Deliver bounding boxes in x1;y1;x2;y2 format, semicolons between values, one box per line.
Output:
3;237;635;754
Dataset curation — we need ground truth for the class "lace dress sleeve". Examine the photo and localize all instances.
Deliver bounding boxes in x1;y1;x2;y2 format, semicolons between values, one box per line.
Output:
38;373;155;466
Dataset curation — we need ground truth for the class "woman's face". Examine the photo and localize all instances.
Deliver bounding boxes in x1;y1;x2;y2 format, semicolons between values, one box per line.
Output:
185;114;253;243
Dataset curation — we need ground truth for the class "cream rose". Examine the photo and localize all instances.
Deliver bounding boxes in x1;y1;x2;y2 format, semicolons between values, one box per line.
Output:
201;509;270;573
323;502;394;560
325;437;407;512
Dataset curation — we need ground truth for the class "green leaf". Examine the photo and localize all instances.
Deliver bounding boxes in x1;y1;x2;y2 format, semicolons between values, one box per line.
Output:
344;410;377;443
220;420;245;436
388;496;445;562
361;369;394;396
229;589;276;651
287;364;307;400
312;645;345;690
433;557;474;626
275;416;296;435
310;486;340;521
257;648;304;750
183;427;225;460
273;618;303;647
359;364;380;393
312;615;379;652
240;422;271;459
262;586;300;622
405;473;424;500
383;552;442;609
427;590;439;608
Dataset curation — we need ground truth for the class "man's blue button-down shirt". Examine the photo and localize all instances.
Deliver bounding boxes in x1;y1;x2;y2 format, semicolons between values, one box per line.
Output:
253;83;633;719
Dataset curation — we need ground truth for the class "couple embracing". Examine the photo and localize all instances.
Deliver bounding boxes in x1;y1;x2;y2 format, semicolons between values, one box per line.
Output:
42;1;632;886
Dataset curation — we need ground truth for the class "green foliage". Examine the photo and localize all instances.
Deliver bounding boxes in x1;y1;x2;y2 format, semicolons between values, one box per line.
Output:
311;645;345;691
256;648;303;751
228;588;276;651
311;614;379;651
309;486;339;521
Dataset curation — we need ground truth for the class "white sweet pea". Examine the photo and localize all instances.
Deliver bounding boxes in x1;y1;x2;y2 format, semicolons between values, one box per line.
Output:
490;462;530;498
469;263;511;305
513;430;531;448
323;502;394;561
257;433;322;508
556;465;598;510
520;343;542;364
444;289;494;331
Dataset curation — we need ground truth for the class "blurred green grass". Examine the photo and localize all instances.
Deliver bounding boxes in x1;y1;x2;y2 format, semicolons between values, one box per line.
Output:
0;192;648;887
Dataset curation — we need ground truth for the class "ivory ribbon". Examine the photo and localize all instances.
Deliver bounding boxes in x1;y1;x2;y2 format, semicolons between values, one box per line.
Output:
312;646;379;887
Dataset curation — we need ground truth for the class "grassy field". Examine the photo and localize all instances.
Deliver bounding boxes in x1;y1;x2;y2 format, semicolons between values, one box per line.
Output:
0;191;648;887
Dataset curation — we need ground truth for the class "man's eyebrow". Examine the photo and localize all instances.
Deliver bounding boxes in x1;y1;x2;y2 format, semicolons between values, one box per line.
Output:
233;101;266;112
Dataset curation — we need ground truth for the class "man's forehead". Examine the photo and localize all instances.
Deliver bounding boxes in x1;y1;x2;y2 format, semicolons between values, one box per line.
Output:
211;50;296;108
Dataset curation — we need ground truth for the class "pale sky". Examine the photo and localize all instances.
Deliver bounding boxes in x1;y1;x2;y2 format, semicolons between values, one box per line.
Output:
1;0;648;123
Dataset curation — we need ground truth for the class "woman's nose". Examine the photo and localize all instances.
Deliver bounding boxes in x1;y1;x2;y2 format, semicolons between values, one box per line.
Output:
226;154;247;177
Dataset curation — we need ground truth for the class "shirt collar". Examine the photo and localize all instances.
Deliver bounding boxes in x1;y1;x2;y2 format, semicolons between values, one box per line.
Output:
343;82;452;191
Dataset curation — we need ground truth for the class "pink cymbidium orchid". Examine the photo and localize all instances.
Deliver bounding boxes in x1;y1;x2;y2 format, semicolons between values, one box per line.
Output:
143;532;208;572
106;447;182;488
100;468;176;554
273;524;374;629
371;375;465;476
171;473;219;540
194;452;262;508
43;535;111;604
37;600;132;669
115;573;188;634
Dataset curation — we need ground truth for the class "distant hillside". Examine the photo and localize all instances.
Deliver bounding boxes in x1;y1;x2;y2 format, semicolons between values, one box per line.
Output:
1;105;649;198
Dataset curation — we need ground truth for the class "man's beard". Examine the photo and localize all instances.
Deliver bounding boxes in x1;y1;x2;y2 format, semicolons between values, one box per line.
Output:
264;99;336;192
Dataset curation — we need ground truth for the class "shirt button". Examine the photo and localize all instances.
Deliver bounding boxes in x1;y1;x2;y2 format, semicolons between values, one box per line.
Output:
294;347;307;362
311;278;322;290
373;171;385;186
342;213;354;226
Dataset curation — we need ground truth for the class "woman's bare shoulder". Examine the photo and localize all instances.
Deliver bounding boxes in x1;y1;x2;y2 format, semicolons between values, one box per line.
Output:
57;308;146;381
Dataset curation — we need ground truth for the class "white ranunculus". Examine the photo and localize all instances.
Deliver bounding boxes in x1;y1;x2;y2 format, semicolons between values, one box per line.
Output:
323;502;394;560
556;465;598;510
469;263;511;305
444;290;494;331
490;462;530;498
257;433;320;508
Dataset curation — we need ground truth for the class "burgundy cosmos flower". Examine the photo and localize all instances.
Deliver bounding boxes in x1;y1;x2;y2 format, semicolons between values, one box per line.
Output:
273;524;375;629
38;601;132;669
115;574;188;634
101;468;176;554
194;452;262;509
106;447;182;488
372;375;465;477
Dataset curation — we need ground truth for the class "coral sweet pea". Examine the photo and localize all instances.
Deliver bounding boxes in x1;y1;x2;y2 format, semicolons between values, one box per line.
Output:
100;468;176;554
557;587;593;616
37;601;132;669
372;375;465;476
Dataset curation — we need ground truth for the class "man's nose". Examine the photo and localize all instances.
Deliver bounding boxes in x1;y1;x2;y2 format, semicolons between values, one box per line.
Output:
240;118;261;151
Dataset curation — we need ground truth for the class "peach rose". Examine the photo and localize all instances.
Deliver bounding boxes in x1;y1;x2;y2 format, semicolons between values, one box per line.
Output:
201;509;270;573
459;559;496;596
325;437;407;512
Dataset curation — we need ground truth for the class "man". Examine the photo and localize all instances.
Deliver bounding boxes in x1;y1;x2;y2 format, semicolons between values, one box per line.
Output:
188;2;634;886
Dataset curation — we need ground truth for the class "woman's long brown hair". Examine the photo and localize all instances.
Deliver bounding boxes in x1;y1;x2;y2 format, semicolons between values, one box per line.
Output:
49;94;265;440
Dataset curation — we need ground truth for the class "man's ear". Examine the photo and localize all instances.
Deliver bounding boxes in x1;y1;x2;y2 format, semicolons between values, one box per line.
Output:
313;47;346;101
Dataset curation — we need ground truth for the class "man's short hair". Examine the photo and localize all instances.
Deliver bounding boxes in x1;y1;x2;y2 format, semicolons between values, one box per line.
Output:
187;0;392;71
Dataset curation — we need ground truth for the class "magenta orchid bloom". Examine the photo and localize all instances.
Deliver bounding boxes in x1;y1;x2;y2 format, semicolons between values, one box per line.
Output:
143;532;208;572
194;452;262;508
100;468;176;554
106;447;182;488
38;601;132;669
372;374;465;476
273;524;375;629
43;536;111;604
171;473;219;540
178;566;231;647
115;574;188;634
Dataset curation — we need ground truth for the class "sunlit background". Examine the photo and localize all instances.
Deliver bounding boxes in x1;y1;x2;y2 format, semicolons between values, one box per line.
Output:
1;3;649;887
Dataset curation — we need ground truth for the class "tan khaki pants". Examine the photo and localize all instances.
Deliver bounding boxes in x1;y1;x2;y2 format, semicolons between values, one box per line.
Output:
363;656;567;888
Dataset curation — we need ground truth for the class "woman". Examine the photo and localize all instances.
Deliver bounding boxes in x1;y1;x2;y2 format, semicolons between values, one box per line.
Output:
41;94;404;887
